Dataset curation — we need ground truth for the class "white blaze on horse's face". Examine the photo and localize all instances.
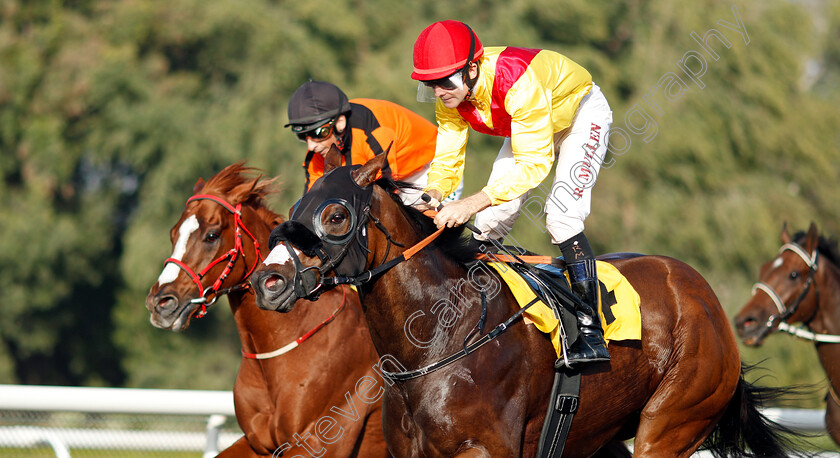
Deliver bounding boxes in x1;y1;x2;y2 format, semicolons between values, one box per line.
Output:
157;215;200;286
771;257;784;270
263;243;300;266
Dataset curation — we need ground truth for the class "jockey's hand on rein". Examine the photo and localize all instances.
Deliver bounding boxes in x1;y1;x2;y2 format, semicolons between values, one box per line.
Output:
430;192;491;231
434;201;474;228
415;190;443;212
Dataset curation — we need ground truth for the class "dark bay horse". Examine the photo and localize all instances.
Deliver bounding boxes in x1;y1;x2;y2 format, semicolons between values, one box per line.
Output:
145;163;389;457
249;154;803;457
735;222;840;445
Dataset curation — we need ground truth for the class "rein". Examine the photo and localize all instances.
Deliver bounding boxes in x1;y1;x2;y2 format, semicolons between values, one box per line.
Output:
324;212;445;288
283;209;446;296
381;294;541;381
750;242;839;343
164;194;265;318
775;322;840;343
281;195;571;381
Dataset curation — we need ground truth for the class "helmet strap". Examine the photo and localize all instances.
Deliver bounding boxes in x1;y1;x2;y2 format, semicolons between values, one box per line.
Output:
464;63;480;100
462;24;479;99
335;117;347;151
462;23;476;73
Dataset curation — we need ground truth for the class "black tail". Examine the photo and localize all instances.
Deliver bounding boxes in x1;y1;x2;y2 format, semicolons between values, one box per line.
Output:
701;363;814;457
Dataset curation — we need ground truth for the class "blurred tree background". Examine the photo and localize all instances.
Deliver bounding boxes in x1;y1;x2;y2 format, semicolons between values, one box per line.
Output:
0;0;838;420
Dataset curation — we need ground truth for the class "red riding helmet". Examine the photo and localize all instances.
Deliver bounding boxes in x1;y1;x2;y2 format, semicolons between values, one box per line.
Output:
411;20;484;81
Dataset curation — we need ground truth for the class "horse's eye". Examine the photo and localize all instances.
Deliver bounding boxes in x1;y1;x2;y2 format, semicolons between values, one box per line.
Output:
789;271;799;280
329;213;346;225
205;231;220;242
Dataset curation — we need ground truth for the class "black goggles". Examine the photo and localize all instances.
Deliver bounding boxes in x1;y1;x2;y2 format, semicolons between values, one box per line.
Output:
296;119;336;142
421;70;464;91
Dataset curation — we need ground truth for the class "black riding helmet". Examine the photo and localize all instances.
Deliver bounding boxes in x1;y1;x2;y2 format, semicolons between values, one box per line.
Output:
285;80;352;133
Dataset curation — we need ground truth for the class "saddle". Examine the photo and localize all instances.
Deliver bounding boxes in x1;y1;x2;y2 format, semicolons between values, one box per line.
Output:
482;256;642;359
476;248;642;458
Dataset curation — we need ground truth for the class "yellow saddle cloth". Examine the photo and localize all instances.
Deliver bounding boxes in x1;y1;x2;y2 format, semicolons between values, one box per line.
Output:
487;261;641;358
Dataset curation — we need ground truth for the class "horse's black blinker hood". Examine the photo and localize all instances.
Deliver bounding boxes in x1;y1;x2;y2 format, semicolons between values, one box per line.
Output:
269;165;374;280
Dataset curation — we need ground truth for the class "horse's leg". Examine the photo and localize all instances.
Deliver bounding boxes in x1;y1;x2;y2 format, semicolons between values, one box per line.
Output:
826;389;840;446
632;385;719;456
353;405;390;458
216;436;263;457
633;327;740;455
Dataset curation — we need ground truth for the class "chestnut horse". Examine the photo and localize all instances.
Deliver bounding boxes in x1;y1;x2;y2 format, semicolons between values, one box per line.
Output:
734;222;840;445
249;155;803;457
145;163;389;457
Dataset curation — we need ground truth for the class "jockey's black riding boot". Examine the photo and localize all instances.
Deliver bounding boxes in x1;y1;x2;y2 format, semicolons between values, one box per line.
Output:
557;233;610;366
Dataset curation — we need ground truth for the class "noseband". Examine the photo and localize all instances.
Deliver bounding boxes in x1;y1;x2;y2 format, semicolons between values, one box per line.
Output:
163;194;264;318
750;242;823;339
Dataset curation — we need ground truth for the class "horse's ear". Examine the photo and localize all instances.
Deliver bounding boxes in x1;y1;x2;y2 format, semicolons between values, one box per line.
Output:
780;222;792;244
782;221;793;243
194;178;206;193
352;153;387;187
804;221;819;252
324;144;342;173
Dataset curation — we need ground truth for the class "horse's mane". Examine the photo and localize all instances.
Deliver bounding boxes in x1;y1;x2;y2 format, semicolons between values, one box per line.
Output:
793;230;840;267
374;176;480;265
202;162;284;224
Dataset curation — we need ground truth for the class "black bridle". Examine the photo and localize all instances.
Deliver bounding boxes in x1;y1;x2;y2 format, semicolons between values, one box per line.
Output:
267;166;408;301
270;213;371;301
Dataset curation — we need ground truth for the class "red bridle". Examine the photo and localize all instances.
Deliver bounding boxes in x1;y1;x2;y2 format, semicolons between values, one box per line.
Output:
163;194;264;318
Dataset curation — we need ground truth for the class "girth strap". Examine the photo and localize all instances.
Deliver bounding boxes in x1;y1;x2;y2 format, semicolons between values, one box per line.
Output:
537;368;581;458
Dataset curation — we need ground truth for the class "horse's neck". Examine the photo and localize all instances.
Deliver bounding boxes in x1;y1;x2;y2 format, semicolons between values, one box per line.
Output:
360;198;496;364
816;342;840;394
359;249;495;367
811;259;840;392
228;213;312;353
230;292;314;351
811;259;840;334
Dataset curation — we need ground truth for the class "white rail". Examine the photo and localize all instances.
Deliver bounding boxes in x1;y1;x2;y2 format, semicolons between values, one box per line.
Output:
0;384;239;457
0;385;835;457
0;384;235;415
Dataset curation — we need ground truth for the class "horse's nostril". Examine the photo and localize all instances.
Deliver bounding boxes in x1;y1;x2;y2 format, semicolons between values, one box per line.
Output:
157;296;176;309
263;274;284;291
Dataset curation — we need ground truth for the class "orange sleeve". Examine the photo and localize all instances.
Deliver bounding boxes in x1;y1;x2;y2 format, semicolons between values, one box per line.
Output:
348;134;377;170
348;99;437;180
304;153;326;191
368;126;399;173
386;114;437;178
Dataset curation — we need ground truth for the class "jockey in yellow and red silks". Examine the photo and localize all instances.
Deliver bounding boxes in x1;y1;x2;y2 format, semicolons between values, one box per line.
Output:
411;20;614;367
